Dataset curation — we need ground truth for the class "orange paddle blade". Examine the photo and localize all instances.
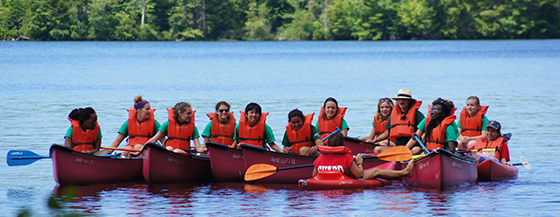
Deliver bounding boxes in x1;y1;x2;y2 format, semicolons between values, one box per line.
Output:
244;164;278;181
101;147;139;152
376;146;412;161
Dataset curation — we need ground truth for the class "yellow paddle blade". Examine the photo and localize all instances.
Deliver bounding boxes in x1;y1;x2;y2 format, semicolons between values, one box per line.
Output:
244;164;278;181
376;146;412;161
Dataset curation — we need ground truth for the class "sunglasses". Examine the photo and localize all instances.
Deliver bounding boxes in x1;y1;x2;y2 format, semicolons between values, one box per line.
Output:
379;97;392;102
218;109;229;113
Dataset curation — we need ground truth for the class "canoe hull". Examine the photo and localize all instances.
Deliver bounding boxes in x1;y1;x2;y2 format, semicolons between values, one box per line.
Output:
344;136;376;154
402;149;477;189
477;158;518;181
50;145;143;186
298;162;395;190
142;143;213;184
241;144;316;183
207;142;246;182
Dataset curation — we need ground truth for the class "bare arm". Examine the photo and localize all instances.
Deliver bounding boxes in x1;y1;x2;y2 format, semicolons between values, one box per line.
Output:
268;142;283;153
406;130;424;149
64;137;73;148
362;127;376;142
312;167;318;177
341;128;349;136
146;131;165;145
230;140;238;148
203;136;210;146
350;154;364;179
193;138;207;153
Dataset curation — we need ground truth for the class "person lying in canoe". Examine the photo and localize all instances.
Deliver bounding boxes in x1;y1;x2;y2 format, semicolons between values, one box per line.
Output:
230;102;283;153
202;101;236;146
146;102;207;154
457;96;489;149
373;89;424;154
64;107;102;155
317;97;349;141
468;120;513;166
282;109;323;156
98;95;164;157
361;97;396;146
313;131;414;180
405;98;459;154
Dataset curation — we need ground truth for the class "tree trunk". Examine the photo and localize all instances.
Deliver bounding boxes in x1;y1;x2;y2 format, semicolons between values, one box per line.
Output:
202;0;206;38
141;0;145;29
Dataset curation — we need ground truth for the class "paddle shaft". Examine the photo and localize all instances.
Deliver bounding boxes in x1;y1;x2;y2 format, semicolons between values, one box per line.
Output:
277;163;314;171
413;134;430;154
322;127;341;142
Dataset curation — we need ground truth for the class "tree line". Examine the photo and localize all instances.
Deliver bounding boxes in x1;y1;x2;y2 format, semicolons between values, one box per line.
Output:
1;0;559;41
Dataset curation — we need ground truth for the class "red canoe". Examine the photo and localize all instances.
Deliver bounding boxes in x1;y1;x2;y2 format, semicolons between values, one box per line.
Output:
142;143;213;184
344;136;377;154
298;162;395;190
50;144;143;186
206;142;246;182
241;144;389;183
402;149;477;189
477;158;518;181
241;144;317;183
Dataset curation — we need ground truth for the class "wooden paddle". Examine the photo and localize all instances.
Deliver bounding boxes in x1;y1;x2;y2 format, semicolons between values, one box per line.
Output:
244;145;412;181
7;150;114;166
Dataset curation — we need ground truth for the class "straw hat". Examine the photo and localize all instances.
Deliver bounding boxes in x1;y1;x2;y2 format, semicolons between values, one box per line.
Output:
392;89;415;100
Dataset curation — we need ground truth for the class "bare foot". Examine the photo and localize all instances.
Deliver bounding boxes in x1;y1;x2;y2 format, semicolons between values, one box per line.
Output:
403;160;415;177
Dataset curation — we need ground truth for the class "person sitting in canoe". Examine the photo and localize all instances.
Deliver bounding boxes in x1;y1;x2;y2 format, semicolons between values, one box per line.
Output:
146;102;207;154
373;89;424;153
202;101;236;146
361;97;396;146
468;120;513;166
313;131;414;180
230;102;283;153
317;97;349;141
98;95;164;157
456;96;490;149
64;107;102;155
282;109;323;156
405;98;460;154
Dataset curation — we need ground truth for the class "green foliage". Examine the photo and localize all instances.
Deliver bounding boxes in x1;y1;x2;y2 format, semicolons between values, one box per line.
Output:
0;0;558;40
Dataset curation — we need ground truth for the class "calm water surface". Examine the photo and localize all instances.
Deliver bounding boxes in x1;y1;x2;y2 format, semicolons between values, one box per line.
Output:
1;40;559;216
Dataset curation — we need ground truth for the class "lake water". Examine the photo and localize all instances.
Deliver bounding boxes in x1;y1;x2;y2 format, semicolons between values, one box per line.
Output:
1;40;559;216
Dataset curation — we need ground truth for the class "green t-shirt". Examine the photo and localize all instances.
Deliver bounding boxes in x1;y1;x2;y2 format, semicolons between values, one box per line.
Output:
117;119;161;137
159;121;200;139
282;125;321;147
385;110;425;146
65;127;103;139
417;118;460;144
201;120;231;138
315;119;350;131
233;123;276;146
457;115;489;131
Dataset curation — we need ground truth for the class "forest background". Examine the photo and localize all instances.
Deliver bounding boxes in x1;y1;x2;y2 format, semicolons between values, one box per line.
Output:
1;0;559;41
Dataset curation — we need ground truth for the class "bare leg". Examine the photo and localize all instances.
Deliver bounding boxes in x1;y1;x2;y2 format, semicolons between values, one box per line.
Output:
466;140;476;149
360;160;414;180
374;146;391;154
411;146;423;155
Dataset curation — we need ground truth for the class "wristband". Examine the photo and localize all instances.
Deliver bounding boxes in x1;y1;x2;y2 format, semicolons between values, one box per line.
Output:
357;163;362;166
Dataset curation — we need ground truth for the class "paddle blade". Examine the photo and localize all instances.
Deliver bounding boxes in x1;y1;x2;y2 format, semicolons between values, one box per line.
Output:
519;156;532;170
7;150;50;166
377;146;412;161
244;164;278;181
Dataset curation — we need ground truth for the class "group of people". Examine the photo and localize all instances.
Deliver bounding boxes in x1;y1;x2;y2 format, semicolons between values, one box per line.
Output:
63;88;513;181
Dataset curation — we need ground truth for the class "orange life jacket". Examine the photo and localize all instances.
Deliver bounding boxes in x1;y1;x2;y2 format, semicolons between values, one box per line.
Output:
127;109;156;146
318;107;347;140
238;111;269;148
317;145;353;155
374;117;396;143
207;112;236;145
166;108;196;151
389;101;422;138
286;113;315;154
460;105;489;137
472;137;508;161
423;112;456;151
69;118;100;152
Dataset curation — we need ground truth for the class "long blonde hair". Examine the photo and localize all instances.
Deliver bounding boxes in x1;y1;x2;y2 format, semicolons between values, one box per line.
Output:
375;98;394;122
